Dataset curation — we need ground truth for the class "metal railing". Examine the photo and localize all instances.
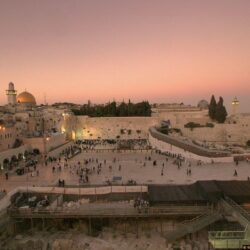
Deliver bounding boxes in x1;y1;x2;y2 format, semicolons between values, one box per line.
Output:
223;196;250;222
209;230;245;240
8;204;212;218
166;212;222;242
149;127;230;157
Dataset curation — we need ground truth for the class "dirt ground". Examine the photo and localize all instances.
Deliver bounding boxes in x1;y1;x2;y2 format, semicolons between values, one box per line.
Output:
2;226;210;250
0;221;209;250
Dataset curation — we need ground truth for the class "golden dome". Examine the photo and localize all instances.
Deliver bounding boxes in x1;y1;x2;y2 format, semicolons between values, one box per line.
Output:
17;91;36;105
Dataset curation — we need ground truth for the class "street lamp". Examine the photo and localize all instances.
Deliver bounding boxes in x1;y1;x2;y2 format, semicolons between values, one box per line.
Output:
42;118;48;166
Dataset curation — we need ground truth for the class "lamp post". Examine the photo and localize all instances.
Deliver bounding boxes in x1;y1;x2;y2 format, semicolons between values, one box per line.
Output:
42;118;49;166
26;168;29;194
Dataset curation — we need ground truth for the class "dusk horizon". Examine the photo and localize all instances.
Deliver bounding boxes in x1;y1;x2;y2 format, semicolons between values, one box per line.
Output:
1;0;250;111
1;1;250;248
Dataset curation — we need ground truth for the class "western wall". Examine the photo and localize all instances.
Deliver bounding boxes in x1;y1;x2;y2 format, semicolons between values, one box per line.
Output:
65;112;250;148
73;116;160;140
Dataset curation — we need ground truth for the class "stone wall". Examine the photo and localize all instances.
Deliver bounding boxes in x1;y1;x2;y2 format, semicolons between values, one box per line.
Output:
63;112;250;147
0;126;17;152
181;123;250;145
74;116;160;140
149;132;233;163
156;110;210;128
23;133;66;153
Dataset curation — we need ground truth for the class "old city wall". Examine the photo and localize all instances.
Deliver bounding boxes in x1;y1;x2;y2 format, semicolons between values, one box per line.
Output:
65;113;250;146
157;111;250;146
149;133;233;163
74;116;160;140
23;133;66;153
181;124;250;145
156;110;210;128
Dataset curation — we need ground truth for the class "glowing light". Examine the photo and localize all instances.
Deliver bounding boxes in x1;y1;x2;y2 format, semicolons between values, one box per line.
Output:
61;126;66;133
232;97;239;105
72;130;76;140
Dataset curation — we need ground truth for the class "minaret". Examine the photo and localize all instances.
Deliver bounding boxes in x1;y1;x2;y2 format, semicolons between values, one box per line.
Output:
232;97;239;115
6;82;17;105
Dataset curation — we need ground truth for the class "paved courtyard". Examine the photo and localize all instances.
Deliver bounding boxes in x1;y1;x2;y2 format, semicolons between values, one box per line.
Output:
1;150;250;192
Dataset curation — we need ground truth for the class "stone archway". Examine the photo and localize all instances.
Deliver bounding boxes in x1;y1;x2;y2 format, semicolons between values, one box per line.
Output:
10;155;18;168
11;155;18;162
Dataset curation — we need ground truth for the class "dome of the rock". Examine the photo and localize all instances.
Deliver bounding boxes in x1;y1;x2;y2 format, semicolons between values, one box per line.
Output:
16;91;36;105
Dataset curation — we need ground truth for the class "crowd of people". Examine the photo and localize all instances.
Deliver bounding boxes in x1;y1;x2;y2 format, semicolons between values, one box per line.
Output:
39;145;250;190
134;198;150;213
76;139;150;150
3;140;250;189
77;149;194;184
48;146;247;188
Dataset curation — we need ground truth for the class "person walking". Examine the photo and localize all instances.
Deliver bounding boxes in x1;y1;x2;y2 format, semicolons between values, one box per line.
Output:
234;169;238;177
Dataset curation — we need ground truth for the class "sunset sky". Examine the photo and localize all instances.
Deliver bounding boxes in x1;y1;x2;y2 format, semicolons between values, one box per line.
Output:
0;0;250;111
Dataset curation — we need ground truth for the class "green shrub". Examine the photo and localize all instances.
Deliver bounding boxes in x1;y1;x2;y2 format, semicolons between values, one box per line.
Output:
184;122;201;129
206;123;214;128
184;122;214;129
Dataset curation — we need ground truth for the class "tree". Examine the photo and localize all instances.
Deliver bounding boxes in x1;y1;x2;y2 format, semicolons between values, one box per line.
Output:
71;100;152;117
117;101;128;116
215;97;227;123
209;95;217;120
128;99;133;116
